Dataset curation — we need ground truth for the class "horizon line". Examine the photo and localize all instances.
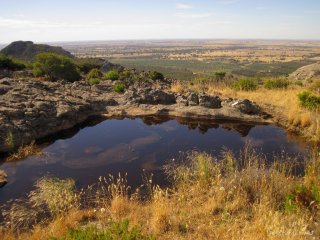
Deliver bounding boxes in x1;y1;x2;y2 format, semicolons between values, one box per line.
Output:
1;37;320;46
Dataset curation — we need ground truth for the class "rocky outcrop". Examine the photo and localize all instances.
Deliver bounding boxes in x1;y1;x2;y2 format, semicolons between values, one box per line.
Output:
231;99;260;115
0;170;7;187
0;77;266;153
1;41;74;60
0;78;117;152
127;88;176;105
289;62;320;83
176;92;222;109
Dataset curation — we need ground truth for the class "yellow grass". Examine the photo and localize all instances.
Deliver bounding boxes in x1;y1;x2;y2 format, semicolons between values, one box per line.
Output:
1;148;319;240
172;81;320;141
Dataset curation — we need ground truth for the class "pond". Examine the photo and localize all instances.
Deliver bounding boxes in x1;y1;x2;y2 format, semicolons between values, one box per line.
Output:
0;116;307;205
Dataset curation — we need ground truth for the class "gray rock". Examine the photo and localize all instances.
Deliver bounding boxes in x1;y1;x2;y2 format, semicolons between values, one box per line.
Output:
187;92;199;106
0;170;7;187
231;99;260;114
0;78;114;152
132;88;176;105
198;93;222;109
176;95;188;106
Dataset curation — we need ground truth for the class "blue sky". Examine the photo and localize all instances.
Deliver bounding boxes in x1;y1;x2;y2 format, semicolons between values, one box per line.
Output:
0;0;319;43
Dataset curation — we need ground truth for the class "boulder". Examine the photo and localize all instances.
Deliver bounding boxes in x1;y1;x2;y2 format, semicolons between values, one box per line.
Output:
187;92;199;106
0;170;8;187
176;95;188;106
231;99;260;114
198;93;222;109
132;88;176;105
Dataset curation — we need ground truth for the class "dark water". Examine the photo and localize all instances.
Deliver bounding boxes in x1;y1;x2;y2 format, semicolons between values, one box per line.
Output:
0;116;307;205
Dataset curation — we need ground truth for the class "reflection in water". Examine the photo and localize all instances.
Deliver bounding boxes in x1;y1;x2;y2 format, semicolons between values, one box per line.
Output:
0;117;307;205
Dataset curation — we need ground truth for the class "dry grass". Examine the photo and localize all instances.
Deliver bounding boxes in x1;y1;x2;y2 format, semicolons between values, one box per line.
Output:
6;142;45;162
1;147;320;240
173;81;320;141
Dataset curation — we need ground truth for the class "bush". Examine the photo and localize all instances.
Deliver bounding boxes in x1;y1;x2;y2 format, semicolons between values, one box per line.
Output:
0;54;25;70
298;91;320;110
51;219;155;240
33;53;80;82
113;82;125;93
86;68;103;80
87;78;100;85
74;58;104;74
309;81;320;94
105;70;119;80
149;71;164;80
264;78;289;89
214;71;226;80
231;78;257;91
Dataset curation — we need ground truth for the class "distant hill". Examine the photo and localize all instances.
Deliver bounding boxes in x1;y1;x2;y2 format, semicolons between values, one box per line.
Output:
289;62;320;83
0;41;74;61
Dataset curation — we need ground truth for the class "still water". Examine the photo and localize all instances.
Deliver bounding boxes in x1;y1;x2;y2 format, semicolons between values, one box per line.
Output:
0;116;307;205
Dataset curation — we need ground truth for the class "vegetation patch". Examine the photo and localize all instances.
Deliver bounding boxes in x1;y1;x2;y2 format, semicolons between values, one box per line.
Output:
113;82;125;93
298;91;320;110
33;53;80;82
50;220;155;240
231;78;258;91
264;78;290;89
0;54;26;70
105;70;120;80
149;71;164;80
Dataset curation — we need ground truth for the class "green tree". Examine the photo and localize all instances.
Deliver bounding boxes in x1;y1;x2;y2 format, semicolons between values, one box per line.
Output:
33;53;80;82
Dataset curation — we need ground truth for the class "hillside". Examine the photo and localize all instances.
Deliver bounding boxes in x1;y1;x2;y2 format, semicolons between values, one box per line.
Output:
289;62;320;82
0;41;74;60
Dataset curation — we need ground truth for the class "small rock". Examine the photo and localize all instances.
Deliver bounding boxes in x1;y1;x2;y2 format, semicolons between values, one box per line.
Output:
232;99;260;114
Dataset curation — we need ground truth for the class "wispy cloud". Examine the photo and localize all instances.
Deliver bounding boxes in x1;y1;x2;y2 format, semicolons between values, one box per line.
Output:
176;3;192;9
175;12;212;19
217;0;240;4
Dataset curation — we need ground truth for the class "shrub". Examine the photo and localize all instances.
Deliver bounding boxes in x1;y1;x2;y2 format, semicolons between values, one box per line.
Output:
87;78;100;85
113;82;125;93
74;58;104;74
0;54;25;70
51;219;155;240
264;78;290;89
309;81;320;94
105;70;119;80
33;53;80;82
120;69;133;80
231;78;257;91
298;91;320;110
214;71;226;80
149;71;164;80
86;68;103;80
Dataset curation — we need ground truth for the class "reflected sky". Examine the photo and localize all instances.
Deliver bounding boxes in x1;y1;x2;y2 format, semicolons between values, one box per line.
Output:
0;117;307;204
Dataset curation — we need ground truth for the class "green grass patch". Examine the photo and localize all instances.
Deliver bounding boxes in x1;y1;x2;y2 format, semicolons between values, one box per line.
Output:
87;78;100;85
298;91;320;110
113;82;125;93
105;70;120;80
50;219;155;240
231;78;258;91
264;78;290;89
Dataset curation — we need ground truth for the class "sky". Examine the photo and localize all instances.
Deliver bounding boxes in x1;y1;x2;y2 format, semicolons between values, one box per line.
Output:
0;0;320;43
